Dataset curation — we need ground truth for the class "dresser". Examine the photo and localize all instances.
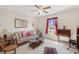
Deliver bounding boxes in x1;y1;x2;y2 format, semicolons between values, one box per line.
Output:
77;28;79;49
57;29;71;37
57;29;71;47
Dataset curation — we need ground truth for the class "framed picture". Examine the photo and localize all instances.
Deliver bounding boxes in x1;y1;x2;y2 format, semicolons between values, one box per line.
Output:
15;19;27;28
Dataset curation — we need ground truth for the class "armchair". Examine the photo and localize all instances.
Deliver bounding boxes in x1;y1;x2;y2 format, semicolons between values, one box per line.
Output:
0;38;17;54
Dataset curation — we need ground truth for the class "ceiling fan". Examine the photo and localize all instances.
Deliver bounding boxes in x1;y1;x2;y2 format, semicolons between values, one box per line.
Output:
30;5;51;15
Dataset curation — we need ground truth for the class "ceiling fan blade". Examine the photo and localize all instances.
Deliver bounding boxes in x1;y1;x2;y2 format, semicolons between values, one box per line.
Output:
30;9;38;12
35;5;40;9
43;10;48;13
43;6;51;9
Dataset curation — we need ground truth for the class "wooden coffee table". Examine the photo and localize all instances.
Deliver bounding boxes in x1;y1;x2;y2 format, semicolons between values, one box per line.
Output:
29;39;43;49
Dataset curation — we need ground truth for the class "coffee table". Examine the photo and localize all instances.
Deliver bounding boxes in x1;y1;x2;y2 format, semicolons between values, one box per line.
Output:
29;39;43;49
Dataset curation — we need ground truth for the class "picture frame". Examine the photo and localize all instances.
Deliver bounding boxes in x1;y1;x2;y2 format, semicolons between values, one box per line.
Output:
15;19;27;28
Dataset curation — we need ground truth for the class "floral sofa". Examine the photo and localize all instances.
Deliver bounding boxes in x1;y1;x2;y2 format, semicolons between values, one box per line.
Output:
0;30;43;47
11;31;36;46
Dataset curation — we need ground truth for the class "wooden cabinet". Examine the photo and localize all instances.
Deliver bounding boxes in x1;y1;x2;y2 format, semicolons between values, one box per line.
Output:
57;29;71;37
57;29;71;47
77;28;79;49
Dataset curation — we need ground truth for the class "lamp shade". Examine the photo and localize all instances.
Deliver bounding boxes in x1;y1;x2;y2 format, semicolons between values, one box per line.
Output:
2;29;8;34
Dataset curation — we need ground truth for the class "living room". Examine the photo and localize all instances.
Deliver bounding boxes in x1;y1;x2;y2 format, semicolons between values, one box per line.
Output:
0;5;79;54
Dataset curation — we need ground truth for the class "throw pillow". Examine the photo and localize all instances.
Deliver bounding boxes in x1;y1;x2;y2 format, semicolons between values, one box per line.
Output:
14;32;19;39
18;32;22;38
21;31;27;37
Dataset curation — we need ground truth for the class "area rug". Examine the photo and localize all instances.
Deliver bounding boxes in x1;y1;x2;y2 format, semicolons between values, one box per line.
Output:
44;47;57;54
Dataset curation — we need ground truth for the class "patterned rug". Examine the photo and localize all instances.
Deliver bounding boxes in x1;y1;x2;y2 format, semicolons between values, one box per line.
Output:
44;47;57;54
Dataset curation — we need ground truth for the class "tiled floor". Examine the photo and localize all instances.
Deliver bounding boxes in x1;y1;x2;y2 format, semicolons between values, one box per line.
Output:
0;39;78;54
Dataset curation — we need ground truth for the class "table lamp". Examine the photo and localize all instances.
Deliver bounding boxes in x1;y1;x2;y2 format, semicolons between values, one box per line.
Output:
2;29;8;39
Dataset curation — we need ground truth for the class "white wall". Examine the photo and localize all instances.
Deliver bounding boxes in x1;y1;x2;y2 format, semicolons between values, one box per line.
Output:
35;8;79;41
0;8;34;33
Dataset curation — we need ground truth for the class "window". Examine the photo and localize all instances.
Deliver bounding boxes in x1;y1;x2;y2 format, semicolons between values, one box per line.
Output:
46;17;58;34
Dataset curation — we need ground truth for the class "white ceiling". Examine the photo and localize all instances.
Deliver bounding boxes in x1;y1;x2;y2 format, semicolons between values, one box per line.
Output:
0;5;79;17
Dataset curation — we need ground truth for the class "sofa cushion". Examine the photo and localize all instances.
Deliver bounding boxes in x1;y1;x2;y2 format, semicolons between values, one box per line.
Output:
21;31;27;37
19;37;28;41
11;33;16;39
26;32;33;36
17;39;23;44
14;32;19;39
18;32;23;38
